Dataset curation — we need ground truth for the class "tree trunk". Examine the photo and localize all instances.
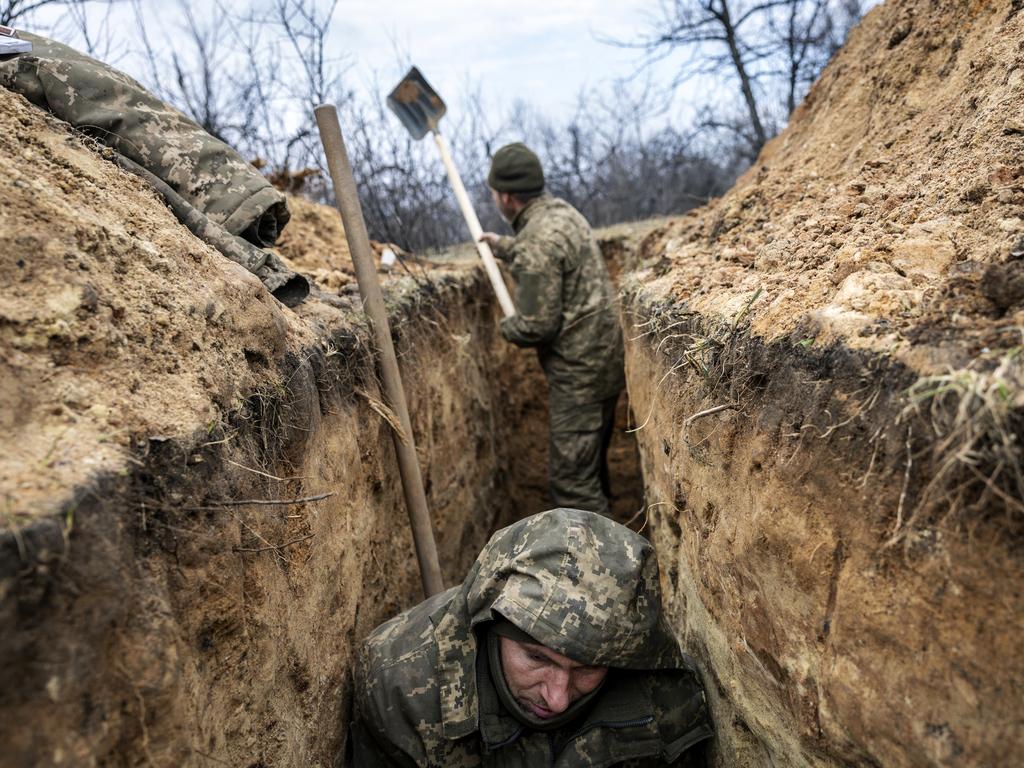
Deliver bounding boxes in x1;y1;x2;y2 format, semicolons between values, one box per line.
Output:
718;0;768;154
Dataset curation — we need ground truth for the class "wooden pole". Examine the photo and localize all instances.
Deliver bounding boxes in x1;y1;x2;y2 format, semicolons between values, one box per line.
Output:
432;131;516;318
314;104;444;598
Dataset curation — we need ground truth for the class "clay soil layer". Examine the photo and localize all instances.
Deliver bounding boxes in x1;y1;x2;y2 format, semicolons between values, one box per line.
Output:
625;326;1022;767
621;1;1024;766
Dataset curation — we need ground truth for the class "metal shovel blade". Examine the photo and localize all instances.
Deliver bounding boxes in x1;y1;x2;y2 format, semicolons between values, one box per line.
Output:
386;66;446;141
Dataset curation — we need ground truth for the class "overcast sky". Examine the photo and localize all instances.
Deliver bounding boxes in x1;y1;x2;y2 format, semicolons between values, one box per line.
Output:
332;0;666;116
27;0;679;121
25;0;880;132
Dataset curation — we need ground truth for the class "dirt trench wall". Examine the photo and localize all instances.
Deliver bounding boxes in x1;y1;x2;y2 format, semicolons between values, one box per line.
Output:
615;1;1024;765
0;278;547;768
622;293;1023;768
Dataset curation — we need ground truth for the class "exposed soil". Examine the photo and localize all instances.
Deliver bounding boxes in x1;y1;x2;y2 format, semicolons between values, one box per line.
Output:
625;324;1023;767
637;0;1024;372
0;82;643;767
274;192;356;291
0;86;311;528
0;77;522;764
9;1;1021;765
621;1;1024;766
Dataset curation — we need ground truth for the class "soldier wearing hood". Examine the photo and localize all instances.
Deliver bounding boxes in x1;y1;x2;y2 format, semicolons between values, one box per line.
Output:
479;145;625;517
349;508;713;766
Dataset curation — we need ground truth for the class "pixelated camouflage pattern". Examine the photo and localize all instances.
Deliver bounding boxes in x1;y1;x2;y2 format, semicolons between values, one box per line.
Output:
548;395;616;517
495;195;625;407
0;32;288;246
111;153;309;306
350;509;712;766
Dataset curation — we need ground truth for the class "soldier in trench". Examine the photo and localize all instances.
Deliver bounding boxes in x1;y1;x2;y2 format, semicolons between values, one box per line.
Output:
349;507;712;767
479;144;625;518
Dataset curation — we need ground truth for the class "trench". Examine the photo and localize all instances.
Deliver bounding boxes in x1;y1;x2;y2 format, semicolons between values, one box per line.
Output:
0;238;647;767
8;0;1024;762
2;219;1017;768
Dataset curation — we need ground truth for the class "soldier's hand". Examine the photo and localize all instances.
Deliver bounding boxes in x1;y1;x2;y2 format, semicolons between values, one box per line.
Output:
478;232;501;248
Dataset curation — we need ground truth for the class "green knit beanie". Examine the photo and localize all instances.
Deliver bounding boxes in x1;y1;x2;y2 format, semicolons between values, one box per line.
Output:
488;142;545;193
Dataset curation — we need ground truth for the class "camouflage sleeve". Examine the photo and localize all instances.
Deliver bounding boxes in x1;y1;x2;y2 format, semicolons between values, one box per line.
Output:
350;645;421;768
500;237;564;347
0;32;288;246
492;235;516;263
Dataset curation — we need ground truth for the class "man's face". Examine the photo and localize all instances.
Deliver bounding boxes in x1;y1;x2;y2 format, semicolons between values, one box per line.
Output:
498;636;607;719
490;188;518;223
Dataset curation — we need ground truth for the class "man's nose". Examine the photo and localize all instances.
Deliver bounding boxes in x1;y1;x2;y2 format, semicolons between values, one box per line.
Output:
542;669;572;713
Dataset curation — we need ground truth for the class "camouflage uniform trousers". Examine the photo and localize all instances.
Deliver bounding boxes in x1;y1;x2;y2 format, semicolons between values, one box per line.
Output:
548;392;620;517
494;196;626;518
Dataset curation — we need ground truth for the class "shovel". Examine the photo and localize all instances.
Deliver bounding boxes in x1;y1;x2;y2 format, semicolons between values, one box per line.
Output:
315;104;444;598
387;67;516;318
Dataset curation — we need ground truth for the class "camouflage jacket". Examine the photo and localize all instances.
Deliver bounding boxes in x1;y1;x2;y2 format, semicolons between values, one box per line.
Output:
350;509;712;767
0;32;288;247
495;196;625;409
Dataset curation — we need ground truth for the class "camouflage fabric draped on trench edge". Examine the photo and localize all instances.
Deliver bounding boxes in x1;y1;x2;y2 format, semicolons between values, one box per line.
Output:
0;32;308;306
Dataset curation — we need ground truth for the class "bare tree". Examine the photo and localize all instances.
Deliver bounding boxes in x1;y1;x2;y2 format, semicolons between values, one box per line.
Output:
131;0;248;144
765;0;863;114
343;80;464;250
126;0;349;180
269;0;350;176
330;72;744;252
612;1;773;157
1;0;62;25
7;0;772;252
169;3;236;141
609;0;862;159
274;0;339;107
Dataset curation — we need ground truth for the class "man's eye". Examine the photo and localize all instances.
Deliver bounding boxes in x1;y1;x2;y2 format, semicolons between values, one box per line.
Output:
528;652;547;663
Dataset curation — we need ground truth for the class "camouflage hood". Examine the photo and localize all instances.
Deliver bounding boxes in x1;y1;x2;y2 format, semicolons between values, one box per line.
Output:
430;508;686;739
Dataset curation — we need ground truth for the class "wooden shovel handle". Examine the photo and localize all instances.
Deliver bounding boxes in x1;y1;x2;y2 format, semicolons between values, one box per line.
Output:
315;104;445;598
432;132;517;319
